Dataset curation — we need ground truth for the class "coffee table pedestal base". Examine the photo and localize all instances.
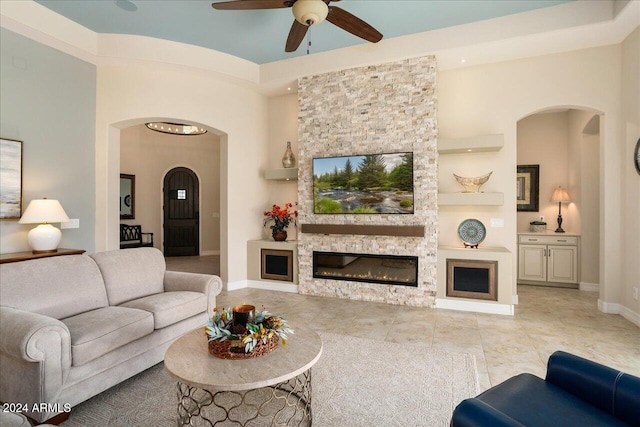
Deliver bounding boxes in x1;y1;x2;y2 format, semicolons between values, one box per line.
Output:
177;370;312;426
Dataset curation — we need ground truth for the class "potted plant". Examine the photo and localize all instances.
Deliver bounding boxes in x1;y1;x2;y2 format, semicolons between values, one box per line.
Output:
263;202;298;241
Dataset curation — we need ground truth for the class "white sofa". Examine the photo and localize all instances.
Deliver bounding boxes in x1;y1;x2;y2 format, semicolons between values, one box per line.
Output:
0;248;222;423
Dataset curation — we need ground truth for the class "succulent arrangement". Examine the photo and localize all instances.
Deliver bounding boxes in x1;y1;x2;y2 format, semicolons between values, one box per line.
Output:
205;307;294;353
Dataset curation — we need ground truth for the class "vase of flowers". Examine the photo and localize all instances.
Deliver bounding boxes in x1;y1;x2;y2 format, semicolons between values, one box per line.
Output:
264;202;298;241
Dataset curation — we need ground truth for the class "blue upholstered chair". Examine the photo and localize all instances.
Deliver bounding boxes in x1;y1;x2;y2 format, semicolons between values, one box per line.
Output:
451;351;640;427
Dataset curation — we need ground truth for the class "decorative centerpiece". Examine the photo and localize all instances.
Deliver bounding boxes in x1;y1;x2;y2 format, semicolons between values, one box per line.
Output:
205;305;294;359
529;220;547;232
453;172;492;193
264;202;298;241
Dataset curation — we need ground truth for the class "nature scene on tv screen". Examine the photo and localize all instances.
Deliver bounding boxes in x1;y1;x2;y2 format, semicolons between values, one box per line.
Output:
313;152;414;214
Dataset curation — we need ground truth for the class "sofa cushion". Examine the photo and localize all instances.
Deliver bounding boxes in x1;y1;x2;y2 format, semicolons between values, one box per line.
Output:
61;306;154;366
0;255;108;319
91;248;166;306
475;373;629;427
120;291;207;329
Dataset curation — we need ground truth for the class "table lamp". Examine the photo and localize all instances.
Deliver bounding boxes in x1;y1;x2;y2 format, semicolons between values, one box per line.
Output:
18;198;70;253
550;187;571;233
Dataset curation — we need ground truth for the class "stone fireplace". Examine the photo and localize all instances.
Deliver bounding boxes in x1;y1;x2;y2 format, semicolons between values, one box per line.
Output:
297;56;438;307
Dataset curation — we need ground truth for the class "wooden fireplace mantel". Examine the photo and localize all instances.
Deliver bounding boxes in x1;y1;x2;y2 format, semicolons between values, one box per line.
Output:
300;224;425;237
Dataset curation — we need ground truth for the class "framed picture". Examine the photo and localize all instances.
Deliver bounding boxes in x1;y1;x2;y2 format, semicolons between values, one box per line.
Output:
516;164;539;212
0;138;23;220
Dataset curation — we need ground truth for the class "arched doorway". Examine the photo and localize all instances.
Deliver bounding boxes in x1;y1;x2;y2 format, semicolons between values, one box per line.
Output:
163;167;200;256
516;107;601;295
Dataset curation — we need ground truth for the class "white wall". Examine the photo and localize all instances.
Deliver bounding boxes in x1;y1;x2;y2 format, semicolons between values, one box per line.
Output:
619;27;640;322
95;64;269;286
265;94;299;241
120;124;221;254
568;109;601;287
0;29;96;253
437;44;622;303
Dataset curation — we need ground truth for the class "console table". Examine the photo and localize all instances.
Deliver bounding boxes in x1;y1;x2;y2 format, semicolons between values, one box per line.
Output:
0;248;85;264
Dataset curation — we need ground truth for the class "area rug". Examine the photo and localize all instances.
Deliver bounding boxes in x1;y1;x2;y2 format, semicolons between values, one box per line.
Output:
61;332;478;427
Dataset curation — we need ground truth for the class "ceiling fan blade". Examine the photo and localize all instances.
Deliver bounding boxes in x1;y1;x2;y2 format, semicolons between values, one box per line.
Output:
211;0;291;11
285;19;309;52
326;6;383;43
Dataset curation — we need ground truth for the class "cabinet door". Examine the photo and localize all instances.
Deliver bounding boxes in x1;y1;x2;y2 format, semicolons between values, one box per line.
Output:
518;245;547;282
547;245;578;284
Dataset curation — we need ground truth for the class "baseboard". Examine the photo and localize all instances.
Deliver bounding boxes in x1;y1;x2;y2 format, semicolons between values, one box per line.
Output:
226;280;248;291
435;298;514;316
598;299;622;314
620;305;640;327
598;299;640;327
597;299;619;313
246;280;299;293
579;281;599;292
200;250;220;256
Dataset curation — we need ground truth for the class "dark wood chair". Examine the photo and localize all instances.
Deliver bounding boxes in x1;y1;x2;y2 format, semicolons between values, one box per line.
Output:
120;224;154;249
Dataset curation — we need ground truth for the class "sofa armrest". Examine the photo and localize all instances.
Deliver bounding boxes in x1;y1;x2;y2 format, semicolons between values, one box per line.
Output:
0;306;71;364
451;399;526;427
163;271;223;314
0;306;71;409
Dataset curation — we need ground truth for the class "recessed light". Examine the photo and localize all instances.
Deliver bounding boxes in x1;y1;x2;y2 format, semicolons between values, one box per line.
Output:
461;59;466;63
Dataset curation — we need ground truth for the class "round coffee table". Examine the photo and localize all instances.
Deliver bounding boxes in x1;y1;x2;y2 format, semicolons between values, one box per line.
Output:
165;325;322;426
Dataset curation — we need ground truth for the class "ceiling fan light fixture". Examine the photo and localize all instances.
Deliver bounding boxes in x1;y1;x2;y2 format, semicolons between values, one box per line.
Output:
292;0;328;26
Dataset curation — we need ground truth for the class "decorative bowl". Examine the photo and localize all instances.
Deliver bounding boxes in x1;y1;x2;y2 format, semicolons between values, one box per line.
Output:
453;172;493;193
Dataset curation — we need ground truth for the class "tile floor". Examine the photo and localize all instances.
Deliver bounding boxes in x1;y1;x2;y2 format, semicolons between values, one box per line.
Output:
166;256;640;392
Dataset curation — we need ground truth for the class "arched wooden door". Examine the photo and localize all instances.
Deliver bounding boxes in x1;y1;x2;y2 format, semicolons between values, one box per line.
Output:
163;167;199;256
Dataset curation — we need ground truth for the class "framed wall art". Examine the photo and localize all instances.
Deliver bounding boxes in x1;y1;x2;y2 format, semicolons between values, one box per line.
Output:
517;164;539;212
0;138;23;220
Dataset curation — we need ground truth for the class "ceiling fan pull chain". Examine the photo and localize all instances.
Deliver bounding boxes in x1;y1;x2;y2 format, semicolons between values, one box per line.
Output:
307;38;311;55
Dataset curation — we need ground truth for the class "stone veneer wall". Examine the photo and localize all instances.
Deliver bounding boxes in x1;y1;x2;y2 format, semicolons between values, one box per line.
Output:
297;56;438;307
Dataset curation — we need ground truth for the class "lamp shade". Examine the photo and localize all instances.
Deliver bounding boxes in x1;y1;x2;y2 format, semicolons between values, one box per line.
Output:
19;198;69;224
550;187;571;203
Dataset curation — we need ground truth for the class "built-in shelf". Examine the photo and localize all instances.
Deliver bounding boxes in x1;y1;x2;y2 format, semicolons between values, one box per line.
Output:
301;224;425;237
264;168;298;181
438;192;504;206
438;134;504;154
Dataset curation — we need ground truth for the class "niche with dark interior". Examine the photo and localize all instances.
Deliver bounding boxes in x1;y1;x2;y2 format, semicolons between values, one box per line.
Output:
446;259;497;301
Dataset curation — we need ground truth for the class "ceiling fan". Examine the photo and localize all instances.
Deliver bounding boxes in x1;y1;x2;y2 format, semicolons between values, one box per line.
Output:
211;0;383;53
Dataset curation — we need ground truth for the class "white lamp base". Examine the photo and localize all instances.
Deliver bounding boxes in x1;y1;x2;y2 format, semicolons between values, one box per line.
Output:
27;223;62;253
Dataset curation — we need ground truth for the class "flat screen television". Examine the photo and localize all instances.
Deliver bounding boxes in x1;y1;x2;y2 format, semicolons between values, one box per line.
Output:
313;152;414;214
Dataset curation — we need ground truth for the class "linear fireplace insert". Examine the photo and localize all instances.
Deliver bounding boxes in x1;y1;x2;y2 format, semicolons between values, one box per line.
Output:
313;251;418;287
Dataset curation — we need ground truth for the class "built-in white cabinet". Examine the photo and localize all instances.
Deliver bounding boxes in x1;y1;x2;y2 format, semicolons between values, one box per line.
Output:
518;233;579;287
